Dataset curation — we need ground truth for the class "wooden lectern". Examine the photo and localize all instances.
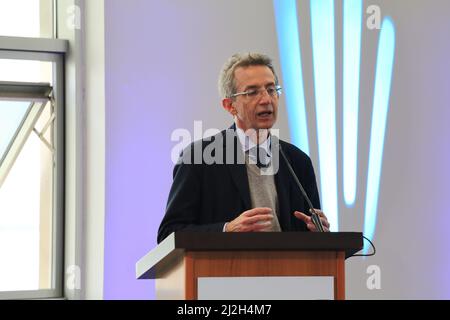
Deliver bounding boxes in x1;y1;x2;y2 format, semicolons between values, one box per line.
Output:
136;232;363;300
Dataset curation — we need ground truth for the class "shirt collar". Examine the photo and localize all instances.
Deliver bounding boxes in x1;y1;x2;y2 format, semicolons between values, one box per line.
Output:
235;123;272;156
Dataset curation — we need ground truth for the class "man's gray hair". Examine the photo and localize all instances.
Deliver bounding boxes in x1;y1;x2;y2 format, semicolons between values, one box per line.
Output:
218;52;279;99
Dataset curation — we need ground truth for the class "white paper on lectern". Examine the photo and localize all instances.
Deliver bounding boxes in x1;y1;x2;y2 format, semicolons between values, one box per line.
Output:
198;276;334;300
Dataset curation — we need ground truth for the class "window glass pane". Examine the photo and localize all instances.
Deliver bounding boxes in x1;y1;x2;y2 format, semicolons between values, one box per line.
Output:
0;100;54;292
0;101;31;162
0;59;52;83
0;0;54;38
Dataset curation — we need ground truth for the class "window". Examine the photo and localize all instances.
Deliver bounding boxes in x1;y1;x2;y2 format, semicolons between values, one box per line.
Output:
0;85;54;293
0;44;65;299
0;0;67;300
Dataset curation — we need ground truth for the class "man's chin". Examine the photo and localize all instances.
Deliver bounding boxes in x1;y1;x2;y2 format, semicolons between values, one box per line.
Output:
256;121;275;130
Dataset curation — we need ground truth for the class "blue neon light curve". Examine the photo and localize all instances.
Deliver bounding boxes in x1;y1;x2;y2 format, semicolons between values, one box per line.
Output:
310;0;338;231
273;0;310;154
343;0;362;207
364;17;396;251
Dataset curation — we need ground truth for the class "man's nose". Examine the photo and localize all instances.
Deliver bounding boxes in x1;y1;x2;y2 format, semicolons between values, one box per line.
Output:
258;90;272;104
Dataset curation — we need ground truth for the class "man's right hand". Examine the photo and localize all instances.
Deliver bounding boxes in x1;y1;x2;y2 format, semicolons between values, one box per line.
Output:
225;207;273;232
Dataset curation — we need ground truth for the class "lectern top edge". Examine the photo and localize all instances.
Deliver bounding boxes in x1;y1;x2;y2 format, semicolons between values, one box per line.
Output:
136;232;363;280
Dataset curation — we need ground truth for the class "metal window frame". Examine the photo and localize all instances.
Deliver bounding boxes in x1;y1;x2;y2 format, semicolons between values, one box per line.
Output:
0;82;52;100
0;36;67;300
0;98;48;187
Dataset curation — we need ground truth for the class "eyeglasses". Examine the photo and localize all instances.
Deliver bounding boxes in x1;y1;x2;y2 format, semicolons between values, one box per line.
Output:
229;85;282;100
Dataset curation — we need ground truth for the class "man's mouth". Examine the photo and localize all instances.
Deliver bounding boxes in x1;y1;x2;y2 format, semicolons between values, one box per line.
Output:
257;111;273;118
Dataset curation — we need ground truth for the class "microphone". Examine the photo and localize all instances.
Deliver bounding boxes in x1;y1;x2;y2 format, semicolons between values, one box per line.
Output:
278;144;325;232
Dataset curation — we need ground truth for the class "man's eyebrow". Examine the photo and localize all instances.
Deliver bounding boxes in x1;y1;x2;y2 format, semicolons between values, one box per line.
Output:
243;85;259;91
243;82;276;91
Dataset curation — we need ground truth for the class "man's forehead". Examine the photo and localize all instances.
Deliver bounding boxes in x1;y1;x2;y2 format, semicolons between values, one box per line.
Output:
234;65;275;88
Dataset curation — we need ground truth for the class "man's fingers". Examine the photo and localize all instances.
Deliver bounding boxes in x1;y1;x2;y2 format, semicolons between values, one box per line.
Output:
244;207;272;217
295;210;330;232
311;209;327;220
243;214;273;225
238;208;329;232
228;208;273;232
320;217;330;228
293;211;311;223
240;221;272;232
311;209;330;229
249;222;272;232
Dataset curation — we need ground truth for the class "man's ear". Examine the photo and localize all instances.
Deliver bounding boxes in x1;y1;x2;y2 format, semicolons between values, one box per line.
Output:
222;98;235;116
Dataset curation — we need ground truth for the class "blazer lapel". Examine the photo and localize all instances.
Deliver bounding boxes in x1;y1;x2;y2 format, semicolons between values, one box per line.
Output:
224;125;252;209
274;140;292;231
227;163;252;209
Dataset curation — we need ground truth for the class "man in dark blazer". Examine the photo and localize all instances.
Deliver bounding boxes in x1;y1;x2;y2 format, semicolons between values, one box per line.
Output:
157;53;330;243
